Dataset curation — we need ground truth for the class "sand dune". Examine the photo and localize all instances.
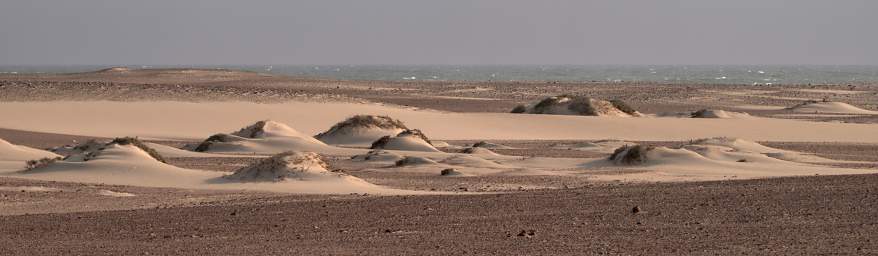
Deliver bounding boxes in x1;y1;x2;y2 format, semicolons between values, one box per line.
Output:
512;95;641;117
370;129;439;152
587;139;876;182
0;137;60;172
192;120;334;154
2;101;878;143
7;141;421;194
315;115;408;147
786;101;878;115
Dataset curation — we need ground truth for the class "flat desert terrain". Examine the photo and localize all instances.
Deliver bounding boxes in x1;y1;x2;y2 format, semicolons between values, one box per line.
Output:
1;68;877;255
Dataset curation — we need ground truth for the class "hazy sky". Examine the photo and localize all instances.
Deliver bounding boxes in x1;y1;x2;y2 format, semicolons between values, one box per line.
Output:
2;0;876;65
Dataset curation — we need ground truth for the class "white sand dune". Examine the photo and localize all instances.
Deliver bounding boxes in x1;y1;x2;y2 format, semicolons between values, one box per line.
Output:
193;120;336;155
0;137;61;173
314;115;408;147
585;140;876;182
3;101;878;143
786;101;878;115
370;130;440;152
6;144;422;194
514;95;641;117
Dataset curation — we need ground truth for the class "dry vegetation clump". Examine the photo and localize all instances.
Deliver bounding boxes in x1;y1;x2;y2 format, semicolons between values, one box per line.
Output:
609;144;655;165
690;109;712;118
609;99;637;115
110;137;167;163
440;168;460;176
394;156;437;167
24;157;62;171
369;136;393;149
231;120;269;138
510;105;527;113
224;151;332;182
193;133;245;152
370;129;433;149
397;129;432;145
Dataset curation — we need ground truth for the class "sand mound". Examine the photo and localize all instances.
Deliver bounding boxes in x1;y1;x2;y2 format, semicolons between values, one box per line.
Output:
688;137;839;164
0;137;60;162
351;150;405;162
471;141;514;149
12;142;217;189
394;156;439;167
370;129;439;152
786;100;878;115
512;95;641;117
607;138;840;167
57;137;167;163
690;109;751;118
193;120;329;154
461;147;500;156
314;115;409;146
0;137;61;172
224;151;345;181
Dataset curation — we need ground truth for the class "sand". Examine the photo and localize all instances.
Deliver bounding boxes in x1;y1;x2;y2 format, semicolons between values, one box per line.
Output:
2;69;878;254
1;101;878;143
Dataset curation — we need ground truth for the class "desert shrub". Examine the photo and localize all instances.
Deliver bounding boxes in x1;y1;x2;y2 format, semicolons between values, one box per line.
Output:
370;136;393;149
566;97;597;115
531;95;568;114
609;99;638;115
440;168;458;176
690;109;710;118
194;133;240;152
232;120;268;138
24;157;62;171
111;137;167;163
510;105;527;113
397;129;432;145
609;144;654;165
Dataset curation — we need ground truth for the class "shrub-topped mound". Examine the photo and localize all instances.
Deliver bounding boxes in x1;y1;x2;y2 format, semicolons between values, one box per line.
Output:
511;95;641;117
370;129;439;152
192;120;327;153
223;151;339;182
315;115;410;145
609;144;656;165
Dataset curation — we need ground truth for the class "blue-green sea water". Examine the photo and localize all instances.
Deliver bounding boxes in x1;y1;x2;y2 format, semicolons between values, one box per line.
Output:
2;65;877;85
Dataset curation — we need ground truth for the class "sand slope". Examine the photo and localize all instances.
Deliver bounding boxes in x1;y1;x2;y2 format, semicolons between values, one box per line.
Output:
193;120;334;154
786;101;878;115
6;144;421;194
585;139;876;182
0;137;60;172
2;101;878;143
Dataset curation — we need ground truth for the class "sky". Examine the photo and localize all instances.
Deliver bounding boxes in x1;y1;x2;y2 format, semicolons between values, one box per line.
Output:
1;0;877;65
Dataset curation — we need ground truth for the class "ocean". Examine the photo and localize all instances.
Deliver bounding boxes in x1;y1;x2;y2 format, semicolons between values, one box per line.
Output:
2;65;877;85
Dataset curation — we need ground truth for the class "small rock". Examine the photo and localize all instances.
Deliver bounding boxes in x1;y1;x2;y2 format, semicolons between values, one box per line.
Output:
516;229;536;238
632;206;641;214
